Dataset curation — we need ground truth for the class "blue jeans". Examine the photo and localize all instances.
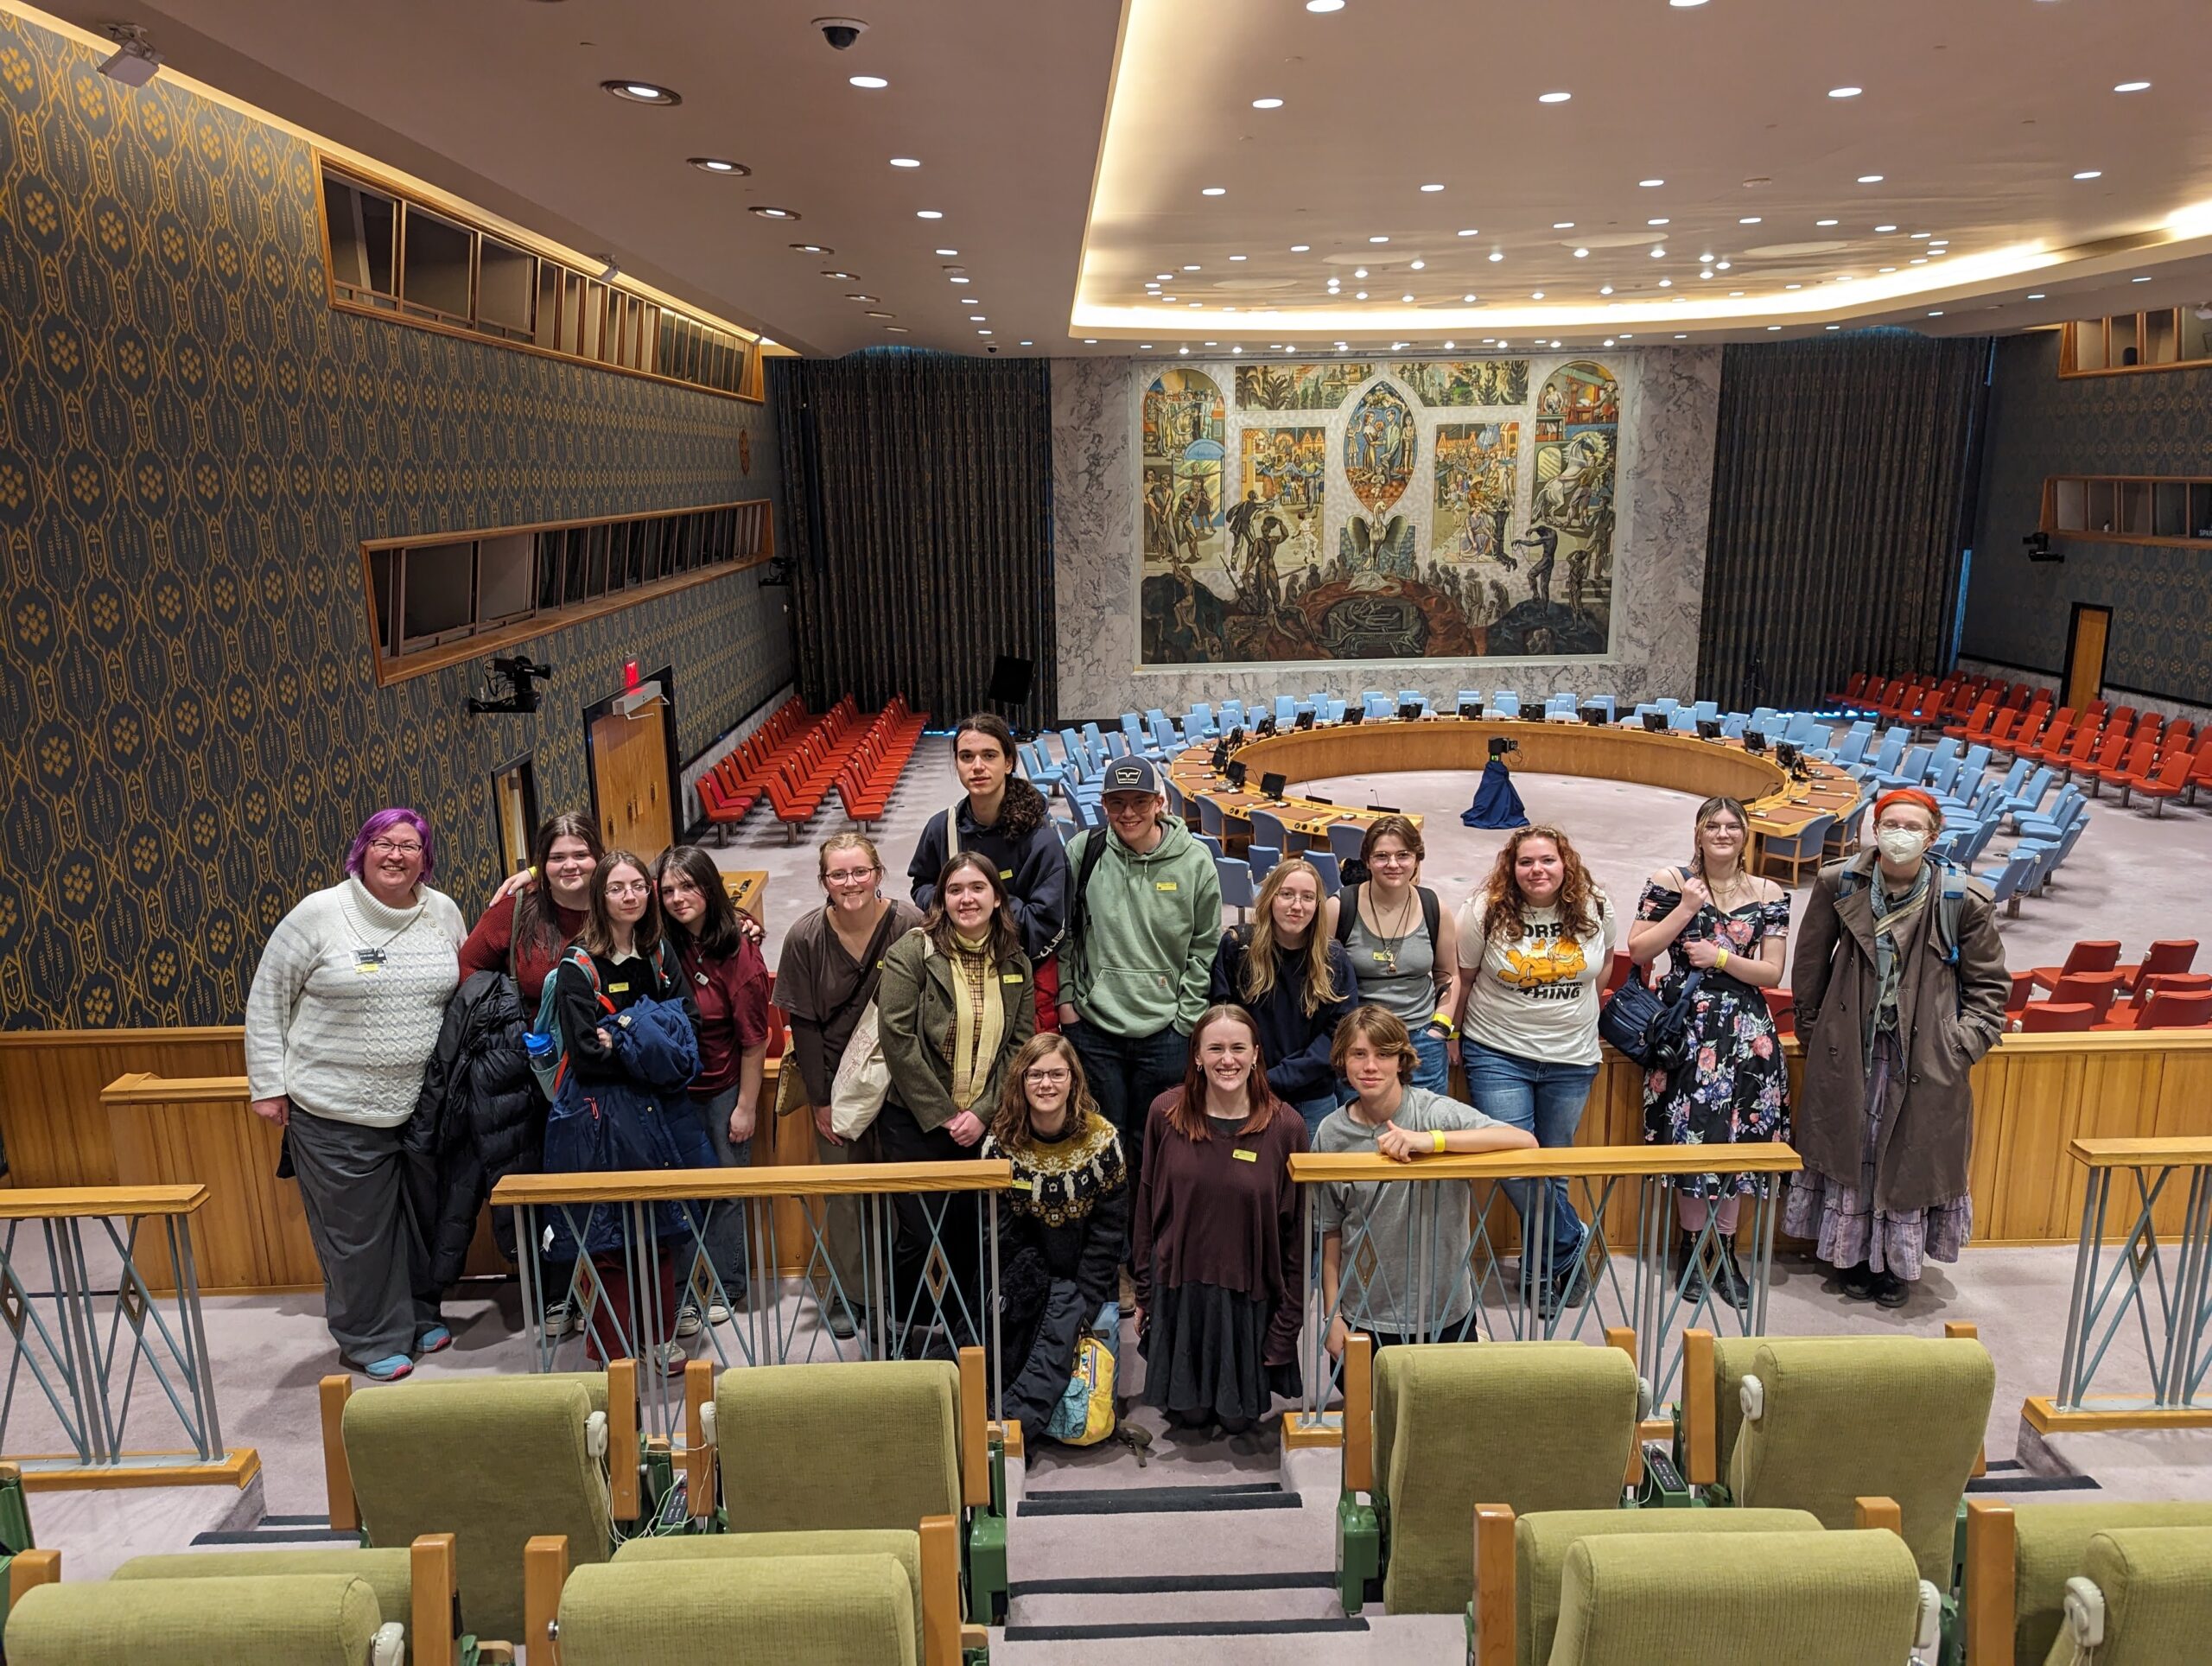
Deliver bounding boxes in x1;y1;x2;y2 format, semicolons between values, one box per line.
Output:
1410;1031;1451;1096
1066;1021;1189;1209
1292;1093;1341;1138
1461;1041;1599;1274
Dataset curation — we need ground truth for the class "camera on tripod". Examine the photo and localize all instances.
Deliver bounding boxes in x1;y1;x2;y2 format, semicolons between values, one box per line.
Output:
1488;736;1520;761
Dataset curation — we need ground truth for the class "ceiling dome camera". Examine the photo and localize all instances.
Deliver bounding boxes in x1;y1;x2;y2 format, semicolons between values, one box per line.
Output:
814;16;869;48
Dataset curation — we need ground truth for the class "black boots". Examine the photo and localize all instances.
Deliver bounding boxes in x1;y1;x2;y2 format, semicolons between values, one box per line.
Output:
1679;1231;1750;1307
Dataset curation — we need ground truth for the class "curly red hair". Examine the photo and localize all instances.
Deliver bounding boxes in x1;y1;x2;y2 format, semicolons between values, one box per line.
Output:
1478;823;1601;944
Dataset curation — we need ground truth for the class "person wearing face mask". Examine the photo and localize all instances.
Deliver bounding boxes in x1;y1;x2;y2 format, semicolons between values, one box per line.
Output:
908;714;1071;1031
874;851;1036;1349
1450;824;1618;1319
1627;798;1791;1308
1316;1007;1534;1358
1133;1005;1308;1439
1210;857;1359;1134
776;834;923;1339
246;809;467;1381
1784;786;2009;1308
983;1034;1129;1447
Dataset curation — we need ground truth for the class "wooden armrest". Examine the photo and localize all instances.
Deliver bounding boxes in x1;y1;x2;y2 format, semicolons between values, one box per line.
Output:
1681;1329;1716;1488
1344;1332;1375;1496
1605;1327;1640;1484
683;1358;716;1522
8;1548;60;1604
1946;1323;1989;1476
957;1346;989;1510
524;1535;569;1666
1854;1496;1903;1536
606;1358;639;1522
1963;1499;2016;1666
410;1534;458;1666
320;1375;359;1534
1472;1504;1515;1666
920;1515;960;1666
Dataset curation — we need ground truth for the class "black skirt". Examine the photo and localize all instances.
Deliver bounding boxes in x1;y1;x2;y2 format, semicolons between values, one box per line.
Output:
1140;1280;1300;1424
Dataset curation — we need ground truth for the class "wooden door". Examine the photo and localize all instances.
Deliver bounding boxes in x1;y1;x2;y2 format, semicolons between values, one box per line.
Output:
2063;603;2111;713
589;701;673;857
493;756;536;874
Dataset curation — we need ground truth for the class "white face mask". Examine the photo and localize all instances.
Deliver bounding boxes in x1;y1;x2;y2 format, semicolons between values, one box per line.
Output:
1876;828;1930;864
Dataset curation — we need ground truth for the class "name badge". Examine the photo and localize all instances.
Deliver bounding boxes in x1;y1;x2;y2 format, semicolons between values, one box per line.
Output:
1232;1148;1258;1162
353;948;385;975
695;970;710;987
1001;972;1024;983
1000;868;1014;880
1155;881;1179;892
1011;1177;1033;1191
608;982;631;995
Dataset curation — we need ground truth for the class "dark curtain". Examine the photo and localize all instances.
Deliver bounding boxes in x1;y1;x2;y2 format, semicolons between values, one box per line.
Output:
1697;331;1991;709
771;351;1056;727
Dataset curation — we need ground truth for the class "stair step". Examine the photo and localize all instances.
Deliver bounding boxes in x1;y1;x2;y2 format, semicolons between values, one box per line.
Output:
1007;1498;1338;1581
1017;1482;1296;1517
1009;1575;1343;1631
1003;1617;1370;1643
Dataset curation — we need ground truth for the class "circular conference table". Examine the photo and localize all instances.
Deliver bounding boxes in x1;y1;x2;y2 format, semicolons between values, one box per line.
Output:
1168;717;1864;876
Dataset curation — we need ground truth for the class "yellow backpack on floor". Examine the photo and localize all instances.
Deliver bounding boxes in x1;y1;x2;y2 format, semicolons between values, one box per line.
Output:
1046;1334;1116;1447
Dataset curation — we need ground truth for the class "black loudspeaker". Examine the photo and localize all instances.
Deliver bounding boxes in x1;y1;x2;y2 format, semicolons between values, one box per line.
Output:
987;655;1034;705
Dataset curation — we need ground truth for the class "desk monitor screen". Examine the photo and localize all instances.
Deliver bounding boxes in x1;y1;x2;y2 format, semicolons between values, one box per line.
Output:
1743;729;1768;754
1344;709;1364;726
1696;719;1723;741
1642;711;1669;733
1580;704;1607;726
1209;742;1230;773
1294;709;1316;731
1261;771;1287;800
1226;760;1247;789
1397;702;1423;722
1458;699;1484;720
1522;705;1545;722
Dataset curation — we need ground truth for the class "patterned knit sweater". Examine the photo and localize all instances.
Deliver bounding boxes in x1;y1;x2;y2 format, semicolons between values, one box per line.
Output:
244;876;467;1127
982;1110;1129;1313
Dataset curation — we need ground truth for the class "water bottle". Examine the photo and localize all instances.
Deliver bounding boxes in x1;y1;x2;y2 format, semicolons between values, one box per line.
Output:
525;1031;557;1065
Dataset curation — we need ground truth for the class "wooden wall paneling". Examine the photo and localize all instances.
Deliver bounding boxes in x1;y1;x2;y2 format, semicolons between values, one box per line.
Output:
0;1031;245;1190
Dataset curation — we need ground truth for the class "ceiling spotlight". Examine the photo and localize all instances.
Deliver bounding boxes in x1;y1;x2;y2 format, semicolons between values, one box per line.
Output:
1230;254;1247;261
1488;250;1503;262
1573;247;1589;258
1826;324;1840;330
1650;246;1666;257
1201;186;1226;195
916;209;943;219
978;329;992;335
886;325;908;333
1648;218;1670;226
890;156;921;169
2133;274;2152;282
603;79;680;105
1553;221;1575;229
792;244;830;252
1253;96;1284;108
1927;310;1943;317
1353;267;1368;278
1290;243;1311;251
1356;291;1368;299
845;292;877;301
1410;258;1426;270
751;206;798;219
821;270;855;279
865;310;893;318
849;73;888;88
1768;325;1783;331
1670;0;1707;7
1421;182;1446;192
1305;0;1345;10
2113;80;2151;92
1369;234;1390;243
2073;169;2102;180
1658;277;1672;287
1786;283;1802;289
1875;224;1897;232
1599;284;1613;295
1816;218;1839;226
1738;216;1761;225
1537;91;1572;104
950;276;969;283
1458;227;1479;237
1856;174;1883;183
1603;338;1615;347
1716;260;1731;270
1464;292;1478;301
2026;293;2045;301
1829;86;1862;98
1639;178;1665;188
1401;292;1414;302
690;157;750;175
1084;337;1098;343
1531;290;1546;299
936;248;958;256
1020;340;1034;346
1184;264;1201;271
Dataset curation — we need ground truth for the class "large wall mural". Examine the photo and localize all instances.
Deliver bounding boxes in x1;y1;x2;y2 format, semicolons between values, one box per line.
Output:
1136;353;1621;668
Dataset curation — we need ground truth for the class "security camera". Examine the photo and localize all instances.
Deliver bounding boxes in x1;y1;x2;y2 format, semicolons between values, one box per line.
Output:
814;16;869;48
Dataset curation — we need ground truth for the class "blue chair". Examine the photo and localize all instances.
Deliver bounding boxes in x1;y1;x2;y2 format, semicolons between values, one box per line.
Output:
1821;799;1867;861
1185;703;1219;741
1668;709;1698;732
1246;843;1281;885
1491;690;1522;718
1721;712;1749;740
1216;856;1256;925
1974;849;2037;916
1783;711;1820;747
1584;696;1618;723
1457;689;1485;713
1925;758;1964;800
1020;741;1065;795
2001;766;2056;828
1960;741;1992;781
1249;806;1296;855
1196;832;1224;860
1064;792;1097;830
1080;722;1109;768
1198;795;1229;847
1363;691;1395;721
1853;731;1906;784
1693;700;1720;724
1052;816;1078;845
1656;697;1682;715
1925;736;1961;774
1147;712;1185;754
1546;692;1578;720
1328;822;1366;867
1274;696;1299;728
1306;850;1344;897
1164;779;1187;823
2015;786;2086;846
1833;726;1874;769
1324;697;1348;724
1756;812;1834;885
1950;815;2001;868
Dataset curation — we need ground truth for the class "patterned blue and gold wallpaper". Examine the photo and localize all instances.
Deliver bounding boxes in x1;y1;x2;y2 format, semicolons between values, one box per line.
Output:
1967;329;2212;703
0;10;792;1029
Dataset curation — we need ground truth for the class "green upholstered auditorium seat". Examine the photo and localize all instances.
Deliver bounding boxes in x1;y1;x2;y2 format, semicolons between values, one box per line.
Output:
1962;1499;2212;1665
2036;1525;2212;1666
558;1553;919;1666
113;1546;414;1627
7;1574;395;1666
616;1531;925;1662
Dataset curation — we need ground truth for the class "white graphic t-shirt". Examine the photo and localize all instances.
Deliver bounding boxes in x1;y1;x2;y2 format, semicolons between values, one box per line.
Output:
1455;890;1618;1066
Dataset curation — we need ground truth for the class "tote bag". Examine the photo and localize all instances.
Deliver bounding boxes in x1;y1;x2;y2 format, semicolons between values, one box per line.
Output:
828;997;892;1139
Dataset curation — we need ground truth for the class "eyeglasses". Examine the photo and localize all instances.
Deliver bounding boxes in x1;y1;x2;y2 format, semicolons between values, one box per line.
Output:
604;881;652;898
1369;851;1416;866
1025;1068;1072;1084
824;869;877;885
1874;821;1932;834
367;838;423;856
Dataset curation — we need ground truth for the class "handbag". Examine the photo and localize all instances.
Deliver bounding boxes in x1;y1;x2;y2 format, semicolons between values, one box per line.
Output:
828;997;892;1139
1598;968;1704;1073
1046;1332;1116;1447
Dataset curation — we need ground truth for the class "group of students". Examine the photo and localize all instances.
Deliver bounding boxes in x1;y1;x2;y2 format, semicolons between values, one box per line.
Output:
243;709;2011;1445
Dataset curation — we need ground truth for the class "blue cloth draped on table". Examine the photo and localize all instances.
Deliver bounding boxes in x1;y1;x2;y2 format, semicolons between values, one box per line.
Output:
1462;759;1530;830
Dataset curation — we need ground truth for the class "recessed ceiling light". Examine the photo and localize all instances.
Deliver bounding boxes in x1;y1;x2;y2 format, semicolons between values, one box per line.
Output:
1290;243;1311;251
821;270;855;279
1648;218;1670;226
978;329;992;335
849;74;888;89
2026;293;2044;301
1880;265;1897;272
1603;338;1614;347
865;310;893;318
1675;333;1688;338
1856;175;1883;184
2133;274;2152;282
1355;290;1368;299
751;206;798;219
1927;310;1942;317
1651;246;1666;257
1785;283;1802;289
1230;255;1248;262
916;209;943;219
1658;277;1672;286
1410;258;1426;270
1464;292;1478;301
1420;182;1446;192
1201;186;1226;195
1599;284;1613;295
1353;267;1368;277
886;325;908;332
1020;340;1033;347
1141;344;1152;349
1738;216;1760;225
969;315;986;321
1826;324;1840;330
2113;80;2151;92
1829;86;1862;98
1768;324;1783;331
2073;170;2102;181
604;79;679;105
1369;234;1390;243
1305;0;1344;11
1816;219;1840;226
1537;91;1572;104
1728;290;1744;296
1401;292;1414;302
1084;337;1098;344
1669;0;1707;7
936;248;958;256
890;156;921;169
1554;221;1575;229
1458;227;1479;237
1531;290;1546;299
791;243;830;253
1716;259;1732;270
1640;178;1665;188
1488;251;1503;262
1184;264;1201;271
1910;258;1926;264
1252;96;1284;109
690;157;750;175
845;292;876;301
1573;247;1589;258
950;276;969;283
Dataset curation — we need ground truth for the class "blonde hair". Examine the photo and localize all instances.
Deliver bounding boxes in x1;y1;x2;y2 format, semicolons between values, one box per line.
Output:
1239;859;1342;1015
1330;1004;1419;1084
1691;797;1752;887
817;832;883;881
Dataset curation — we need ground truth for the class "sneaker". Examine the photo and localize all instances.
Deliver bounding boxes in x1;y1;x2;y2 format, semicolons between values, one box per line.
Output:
706;1302;731;1326
1550;1220;1593;1311
826;1303;859;1340
543;1302;580;1337
657;1341;689;1378
416;1325;453;1356
674;1306;702;1339
360;1354;413;1382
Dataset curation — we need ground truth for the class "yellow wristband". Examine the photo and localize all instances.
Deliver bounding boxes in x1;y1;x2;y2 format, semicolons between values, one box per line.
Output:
1432;1129;1447;1154
1715;948;1729;970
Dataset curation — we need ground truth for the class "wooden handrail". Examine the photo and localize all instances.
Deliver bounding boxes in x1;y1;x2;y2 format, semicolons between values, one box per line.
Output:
491;1160;1014;1206
0;1184;207;1220
100;1071;253;1104
2068;1135;2212;1168
1289;1141;1802;1184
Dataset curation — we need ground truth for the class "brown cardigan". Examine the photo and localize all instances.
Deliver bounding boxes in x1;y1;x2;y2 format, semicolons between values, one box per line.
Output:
1790;855;2011;1212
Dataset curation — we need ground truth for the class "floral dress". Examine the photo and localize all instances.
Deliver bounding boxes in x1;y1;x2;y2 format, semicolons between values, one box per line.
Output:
1635;875;1792;1199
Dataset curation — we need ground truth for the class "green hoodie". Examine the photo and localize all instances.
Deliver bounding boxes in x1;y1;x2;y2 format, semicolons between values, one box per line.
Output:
1065;814;1222;1037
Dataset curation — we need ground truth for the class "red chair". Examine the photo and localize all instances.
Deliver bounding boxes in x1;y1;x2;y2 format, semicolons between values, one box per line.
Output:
2029;940;2122;993
2117;940;2200;991
1947;698;1997;742
2096;973;2212;1029
2005;971;2036;1015
2044;973;2122;1023
1603;949;1635;997
2135;991;2212;1030
2025;709;2078;766
2018;1002;2098;1033
2184;734;2212;805
1763;987;1796;1037
2127;746;2196;813
2056;716;2106;781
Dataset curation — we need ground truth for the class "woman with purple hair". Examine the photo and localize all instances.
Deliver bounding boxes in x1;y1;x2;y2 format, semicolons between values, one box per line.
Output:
245;807;467;1380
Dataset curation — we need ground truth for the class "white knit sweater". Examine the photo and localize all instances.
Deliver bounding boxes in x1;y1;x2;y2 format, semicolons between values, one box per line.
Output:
244;876;467;1127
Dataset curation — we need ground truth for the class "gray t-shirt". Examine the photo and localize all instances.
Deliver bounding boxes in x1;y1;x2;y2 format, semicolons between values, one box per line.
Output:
1313;1086;1503;1336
